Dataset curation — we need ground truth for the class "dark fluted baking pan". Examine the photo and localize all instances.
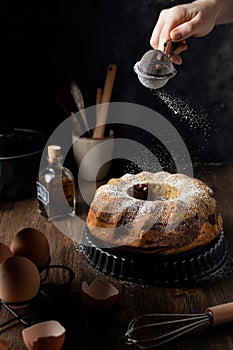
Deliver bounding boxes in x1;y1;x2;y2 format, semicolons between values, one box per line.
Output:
0;128;49;201
81;227;227;286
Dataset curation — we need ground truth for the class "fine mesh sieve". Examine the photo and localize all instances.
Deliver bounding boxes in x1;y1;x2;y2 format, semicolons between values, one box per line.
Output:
134;41;177;89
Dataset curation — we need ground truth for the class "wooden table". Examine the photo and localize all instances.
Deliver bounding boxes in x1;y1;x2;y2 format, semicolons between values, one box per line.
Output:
0;163;233;350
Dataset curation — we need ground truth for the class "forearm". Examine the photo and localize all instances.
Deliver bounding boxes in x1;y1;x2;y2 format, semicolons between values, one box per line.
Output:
214;0;233;24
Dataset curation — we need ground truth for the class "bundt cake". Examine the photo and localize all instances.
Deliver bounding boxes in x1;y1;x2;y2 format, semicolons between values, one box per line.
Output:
86;171;223;255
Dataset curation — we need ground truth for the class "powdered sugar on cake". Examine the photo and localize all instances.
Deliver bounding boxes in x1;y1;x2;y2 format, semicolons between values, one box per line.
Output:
86;171;223;254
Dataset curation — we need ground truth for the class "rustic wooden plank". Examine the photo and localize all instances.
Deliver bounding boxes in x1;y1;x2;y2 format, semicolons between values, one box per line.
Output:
0;164;233;349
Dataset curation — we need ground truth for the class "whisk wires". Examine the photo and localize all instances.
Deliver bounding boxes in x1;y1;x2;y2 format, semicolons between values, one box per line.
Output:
124;313;211;349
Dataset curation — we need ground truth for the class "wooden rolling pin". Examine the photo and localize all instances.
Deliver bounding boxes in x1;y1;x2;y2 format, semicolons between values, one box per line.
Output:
93;64;117;138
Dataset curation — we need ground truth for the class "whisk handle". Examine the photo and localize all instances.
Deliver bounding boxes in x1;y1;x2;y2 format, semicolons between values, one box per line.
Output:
207;302;233;326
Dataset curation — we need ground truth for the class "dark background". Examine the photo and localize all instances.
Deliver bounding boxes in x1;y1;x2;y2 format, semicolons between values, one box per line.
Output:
1;0;233;164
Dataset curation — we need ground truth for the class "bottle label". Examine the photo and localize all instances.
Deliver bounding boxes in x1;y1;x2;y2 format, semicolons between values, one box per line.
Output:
36;181;49;205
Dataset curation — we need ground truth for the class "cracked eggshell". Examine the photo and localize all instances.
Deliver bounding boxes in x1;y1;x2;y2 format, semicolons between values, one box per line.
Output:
81;278;119;312
0;243;13;264
0;338;10;350
22;320;66;350
10;227;50;270
0;256;40;308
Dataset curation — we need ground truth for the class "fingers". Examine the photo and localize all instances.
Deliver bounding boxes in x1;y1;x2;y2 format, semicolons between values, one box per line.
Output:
170;55;183;65
171;16;216;39
171;41;188;55
168;42;188;65
161;39;188;65
164;40;187;56
150;4;197;64
171;18;200;41
150;6;189;50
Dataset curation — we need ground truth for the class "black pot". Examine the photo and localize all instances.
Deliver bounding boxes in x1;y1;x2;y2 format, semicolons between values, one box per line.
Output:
0;128;49;201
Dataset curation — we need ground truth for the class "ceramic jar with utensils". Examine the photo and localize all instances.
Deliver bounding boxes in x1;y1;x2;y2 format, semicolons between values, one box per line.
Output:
72;63;117;182
72;130;114;182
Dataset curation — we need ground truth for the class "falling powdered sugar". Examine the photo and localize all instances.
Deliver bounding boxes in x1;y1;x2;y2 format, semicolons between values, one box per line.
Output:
122;90;213;175
155;90;212;137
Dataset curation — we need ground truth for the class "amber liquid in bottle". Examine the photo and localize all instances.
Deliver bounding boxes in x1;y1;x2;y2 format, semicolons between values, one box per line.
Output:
37;145;76;221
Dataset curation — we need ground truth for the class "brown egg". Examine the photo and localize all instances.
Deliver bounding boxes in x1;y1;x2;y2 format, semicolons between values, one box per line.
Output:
0;243;13;264
22;320;66;350
0;338;10;350
0;256;40;308
81;278;119;312
10;227;50;270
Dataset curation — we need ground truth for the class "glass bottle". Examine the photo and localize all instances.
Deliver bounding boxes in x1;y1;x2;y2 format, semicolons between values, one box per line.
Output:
36;145;76;221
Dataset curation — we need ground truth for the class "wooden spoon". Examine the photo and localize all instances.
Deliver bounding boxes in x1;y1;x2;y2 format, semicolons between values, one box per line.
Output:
95;87;102;128
92;64;117;138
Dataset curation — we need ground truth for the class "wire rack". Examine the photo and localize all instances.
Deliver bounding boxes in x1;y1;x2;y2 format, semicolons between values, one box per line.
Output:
0;263;75;331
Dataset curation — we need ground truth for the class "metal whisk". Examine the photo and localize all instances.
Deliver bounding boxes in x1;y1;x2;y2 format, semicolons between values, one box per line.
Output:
123;302;233;349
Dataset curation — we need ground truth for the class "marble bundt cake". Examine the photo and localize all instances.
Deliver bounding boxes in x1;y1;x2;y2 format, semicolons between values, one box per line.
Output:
86;171;223;255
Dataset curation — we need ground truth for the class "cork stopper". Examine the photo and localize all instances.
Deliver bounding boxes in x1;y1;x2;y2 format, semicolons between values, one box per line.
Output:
47;145;61;161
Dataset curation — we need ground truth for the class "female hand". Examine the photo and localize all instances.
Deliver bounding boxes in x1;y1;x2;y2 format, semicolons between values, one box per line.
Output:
150;0;219;64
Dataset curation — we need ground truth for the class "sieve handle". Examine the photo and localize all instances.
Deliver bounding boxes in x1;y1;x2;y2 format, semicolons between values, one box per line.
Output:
163;39;181;56
207;302;233;326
